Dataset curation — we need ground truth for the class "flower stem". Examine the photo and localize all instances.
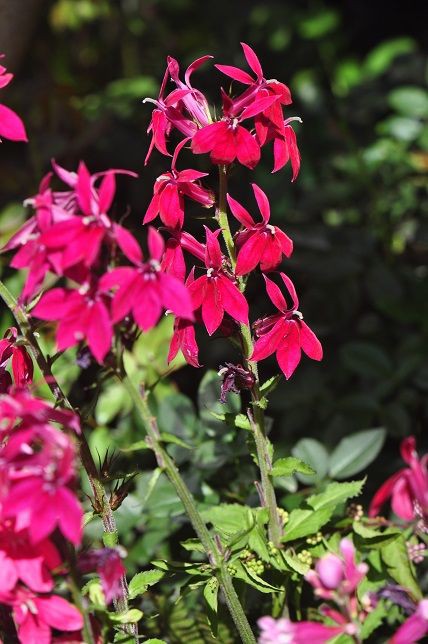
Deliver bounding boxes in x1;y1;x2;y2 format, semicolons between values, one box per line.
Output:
118;369;256;644
215;171;282;547
0;279;136;640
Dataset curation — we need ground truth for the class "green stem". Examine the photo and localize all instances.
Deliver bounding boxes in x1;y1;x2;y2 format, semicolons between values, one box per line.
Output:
0;280;136;640
215;171;283;547
119;370;256;644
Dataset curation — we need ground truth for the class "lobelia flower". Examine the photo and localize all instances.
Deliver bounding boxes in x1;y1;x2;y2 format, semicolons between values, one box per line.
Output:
257;615;343;644
191;88;279;169
168;270;201;368
1;424;83;545
215;42;301;177
227;183;293;274
0;327;33;391
218;363;255;403
390;598;428;644
251;273;322;378
32;282;113;364
143;54;212;164
78;547;126;604
187;226;249;335
306;538;368;600
100;226;194;331
0;587;83;644
0;57;27;142
0;521;61;593
144;138;215;230
369;436;428;526
0;389;80;435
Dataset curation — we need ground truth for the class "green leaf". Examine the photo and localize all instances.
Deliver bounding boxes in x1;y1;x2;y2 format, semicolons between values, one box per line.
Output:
144;640;168;644
120;439;149;452
364;38;416;77
203;577;219;616
160;432;192;449
292;438;328;483
128;569;165;599
233;560;280;593
389;86;428;118
109;608;143;624
259;375;282;396
282;507;334;542
353;522;400;549
180;538;205;553
381;536;422;600
281;550;310;575
208;411;251;430
298;9;340;39
152;559;211;577
308;479;365;511
200;504;252;536
328;429;386;479
360;600;386;640
198;370;240;430
271;456;315;478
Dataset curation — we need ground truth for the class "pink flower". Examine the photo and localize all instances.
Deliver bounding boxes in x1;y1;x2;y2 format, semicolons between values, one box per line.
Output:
100;227;194;331
187;227;249;335
144;139;214;230
0;522;61;593
78;547;126;604
390;599;428;644
3;588;83;644
369;436;428;525
227;183;293;274
168;271;201;367
0;327;33;391
32;284;113;364
257;616;342;644
0;389;80;435
0;58;27;142
143;55;212;164
251;273;322;378
306;539;368;600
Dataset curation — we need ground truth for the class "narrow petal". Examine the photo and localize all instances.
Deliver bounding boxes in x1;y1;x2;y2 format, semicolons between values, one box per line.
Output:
276;323;301;378
235;126;260;169
202;280;224;335
113;224;143;264
188;275;207;310
215;64;254;84
159;274;194;320
275;226;293;257
279;272;299;310
218;275;249;324
98;172;115;213
36;595;83;631
0;103;28;141
227;193;255;228
159;182;184;229
391;476;415;521
133;283;162;330
148;226;165;260
252;183;270;223
144;192;161;224
191;122;225;154
284;125;301;182
76;161;92;215
368;469;407;517
299;320;323;360
204;226;223;269
241;42;263;79
56;487;83;545
32;288;69;320
87;300;112;363
263;275;287;311
259;236;282;272
235;233;266;276
240;94;279;121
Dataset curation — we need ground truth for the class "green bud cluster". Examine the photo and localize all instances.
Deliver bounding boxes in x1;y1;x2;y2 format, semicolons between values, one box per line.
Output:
227;564;237;576
246;558;265;575
297;549;312;565
268;541;279;556
306;532;323;545
278;508;289;525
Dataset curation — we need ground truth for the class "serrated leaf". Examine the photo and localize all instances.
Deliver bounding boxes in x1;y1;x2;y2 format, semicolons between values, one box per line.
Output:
233;560;279;593
329;429;386;479
208;411;251;430
200;504;252;536
180;538;205;553
160;432;193;449
271;456;315;478
259;375;282;396
128;569;165;599
353;522;400;549
381;536;422;601
120;439;149;452
281;507;334;542
152;560;211;577
203;578;219;613
360;600;386;639
308;479;365;511
282;550;310;575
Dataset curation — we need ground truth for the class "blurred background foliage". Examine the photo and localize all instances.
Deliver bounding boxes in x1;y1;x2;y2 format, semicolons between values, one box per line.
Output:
0;0;428;628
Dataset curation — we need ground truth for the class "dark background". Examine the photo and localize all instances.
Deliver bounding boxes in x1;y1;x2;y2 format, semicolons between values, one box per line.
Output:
1;0;428;489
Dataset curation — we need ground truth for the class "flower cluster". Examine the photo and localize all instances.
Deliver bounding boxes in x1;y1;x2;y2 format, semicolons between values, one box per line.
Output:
0;359;84;641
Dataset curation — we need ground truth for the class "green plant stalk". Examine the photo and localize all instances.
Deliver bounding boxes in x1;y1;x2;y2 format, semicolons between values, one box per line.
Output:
216;168;283;547
0;280;136;639
119;370;256;644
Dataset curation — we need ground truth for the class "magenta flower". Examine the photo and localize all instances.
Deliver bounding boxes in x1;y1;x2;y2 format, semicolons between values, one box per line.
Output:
306;538;368;600
0;389;80;435
0;522;61;593
32;284;113;364
0;327;33;391
257;616;342;644
215;43;301;177
187;227;249;335
0;58;27;142
143;55;212;164
227;183;293;274
369;436;428;525
390;599;428;644
100;226;194;331
78;547;126;604
191;90;278;169
3;588;83;644
251;273;322;378
144;139;214;229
